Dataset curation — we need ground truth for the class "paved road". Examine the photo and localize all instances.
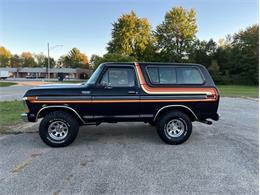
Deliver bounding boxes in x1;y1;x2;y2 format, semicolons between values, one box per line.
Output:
0;98;258;194
0;81;85;101
0;86;32;101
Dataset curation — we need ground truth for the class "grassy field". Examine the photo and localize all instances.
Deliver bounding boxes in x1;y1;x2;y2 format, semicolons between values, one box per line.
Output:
0;101;24;133
217;85;258;98
0;82;17;87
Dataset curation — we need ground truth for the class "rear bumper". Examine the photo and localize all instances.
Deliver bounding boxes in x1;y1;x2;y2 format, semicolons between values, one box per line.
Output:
211;113;220;121
21;113;29;122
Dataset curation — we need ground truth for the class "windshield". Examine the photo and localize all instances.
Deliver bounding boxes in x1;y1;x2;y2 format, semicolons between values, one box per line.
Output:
86;64;104;85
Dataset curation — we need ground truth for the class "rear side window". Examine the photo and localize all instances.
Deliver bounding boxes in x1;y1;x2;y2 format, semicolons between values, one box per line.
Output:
147;66;204;84
177;67;204;84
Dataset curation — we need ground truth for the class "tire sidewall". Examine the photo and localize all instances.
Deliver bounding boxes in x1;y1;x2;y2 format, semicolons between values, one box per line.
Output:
163;117;188;142
45;117;71;144
39;112;79;147
157;112;192;144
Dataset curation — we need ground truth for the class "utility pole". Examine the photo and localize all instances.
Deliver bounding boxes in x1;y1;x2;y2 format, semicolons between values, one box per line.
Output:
46;43;63;80
47;42;50;79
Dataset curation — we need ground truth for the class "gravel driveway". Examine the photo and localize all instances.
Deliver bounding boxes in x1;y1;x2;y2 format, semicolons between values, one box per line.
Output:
0;97;258;194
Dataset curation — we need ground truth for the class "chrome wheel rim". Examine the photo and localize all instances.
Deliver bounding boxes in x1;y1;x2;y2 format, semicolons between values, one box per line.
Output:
164;119;185;138
48;121;69;141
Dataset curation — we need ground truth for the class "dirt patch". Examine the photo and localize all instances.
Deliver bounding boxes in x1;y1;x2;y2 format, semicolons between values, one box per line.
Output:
11;152;42;173
2;121;40;134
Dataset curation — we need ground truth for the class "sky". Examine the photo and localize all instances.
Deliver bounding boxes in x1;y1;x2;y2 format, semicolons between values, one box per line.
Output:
0;0;259;60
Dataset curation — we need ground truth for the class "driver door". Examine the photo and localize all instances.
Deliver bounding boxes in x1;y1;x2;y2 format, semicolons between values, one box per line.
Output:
90;65;140;119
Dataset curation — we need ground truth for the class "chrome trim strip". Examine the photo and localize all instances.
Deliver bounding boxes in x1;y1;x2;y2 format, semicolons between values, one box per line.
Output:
153;105;198;122
140;114;153;118
91;115;140;119
36;105;86;124
140;95;207;100
83;116;93;119
93;96;139;100
84;114;153;119
34;95;208;101
37;96;91;101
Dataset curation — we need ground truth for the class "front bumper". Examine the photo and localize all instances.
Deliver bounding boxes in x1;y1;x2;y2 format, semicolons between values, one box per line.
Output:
21;113;29;122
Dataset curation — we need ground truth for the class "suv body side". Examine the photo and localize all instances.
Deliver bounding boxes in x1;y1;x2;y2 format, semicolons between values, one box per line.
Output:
23;62;219;124
21;62;220;147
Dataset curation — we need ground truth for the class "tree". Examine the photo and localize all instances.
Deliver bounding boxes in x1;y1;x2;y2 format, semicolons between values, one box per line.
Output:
34;53;46;67
59;48;89;68
208;59;221;83
57;55;68;68
0;46;12;67
215;25;259;85
230;25;258;85
90;53;136;70
21;52;37;67
43;57;56;68
10;54;21;68
90;54;104;70
34;53;56;68
107;11;155;60
155;7;197;62
189;39;217;67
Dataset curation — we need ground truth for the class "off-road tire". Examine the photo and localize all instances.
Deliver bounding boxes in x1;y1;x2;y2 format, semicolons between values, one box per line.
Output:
39;111;79;147
156;111;192;145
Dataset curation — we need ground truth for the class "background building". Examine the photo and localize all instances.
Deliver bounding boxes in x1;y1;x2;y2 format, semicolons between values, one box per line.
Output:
0;67;90;79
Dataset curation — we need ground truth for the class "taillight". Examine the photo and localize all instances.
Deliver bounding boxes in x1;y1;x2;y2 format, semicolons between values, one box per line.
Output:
207;88;219;100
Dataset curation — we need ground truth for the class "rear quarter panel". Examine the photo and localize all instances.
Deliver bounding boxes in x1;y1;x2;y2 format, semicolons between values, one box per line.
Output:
137;63;219;120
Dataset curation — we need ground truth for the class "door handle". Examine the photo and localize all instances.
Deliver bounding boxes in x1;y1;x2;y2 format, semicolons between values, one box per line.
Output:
81;91;91;94
104;86;112;89
128;91;137;94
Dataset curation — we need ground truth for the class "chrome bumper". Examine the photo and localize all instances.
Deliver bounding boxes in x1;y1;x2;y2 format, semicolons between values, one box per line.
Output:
21;113;29;122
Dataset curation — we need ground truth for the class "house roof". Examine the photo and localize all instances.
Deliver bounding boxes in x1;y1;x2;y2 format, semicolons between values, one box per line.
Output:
0;67;90;73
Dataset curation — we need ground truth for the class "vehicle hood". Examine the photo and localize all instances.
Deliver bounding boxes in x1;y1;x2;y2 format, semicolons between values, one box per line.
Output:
33;83;83;89
24;83;87;97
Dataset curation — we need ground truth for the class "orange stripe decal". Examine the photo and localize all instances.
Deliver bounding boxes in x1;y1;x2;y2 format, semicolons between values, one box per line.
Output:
28;98;216;104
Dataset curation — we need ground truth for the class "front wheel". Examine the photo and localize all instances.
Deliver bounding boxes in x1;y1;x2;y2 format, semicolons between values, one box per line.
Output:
156;111;192;145
39;111;79;147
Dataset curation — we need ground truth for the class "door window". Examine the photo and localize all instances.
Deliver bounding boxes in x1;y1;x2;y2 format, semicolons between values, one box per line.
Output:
100;67;136;87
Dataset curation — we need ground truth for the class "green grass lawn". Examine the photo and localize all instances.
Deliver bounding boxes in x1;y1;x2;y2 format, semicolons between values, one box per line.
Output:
0;101;24;133
217;85;259;98
0;82;17;87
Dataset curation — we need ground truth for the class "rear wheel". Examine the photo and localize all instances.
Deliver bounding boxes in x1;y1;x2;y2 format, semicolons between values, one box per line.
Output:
156;111;192;145
39;111;79;147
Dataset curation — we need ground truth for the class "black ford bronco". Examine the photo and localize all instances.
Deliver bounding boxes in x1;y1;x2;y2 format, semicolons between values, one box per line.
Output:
22;62;220;147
